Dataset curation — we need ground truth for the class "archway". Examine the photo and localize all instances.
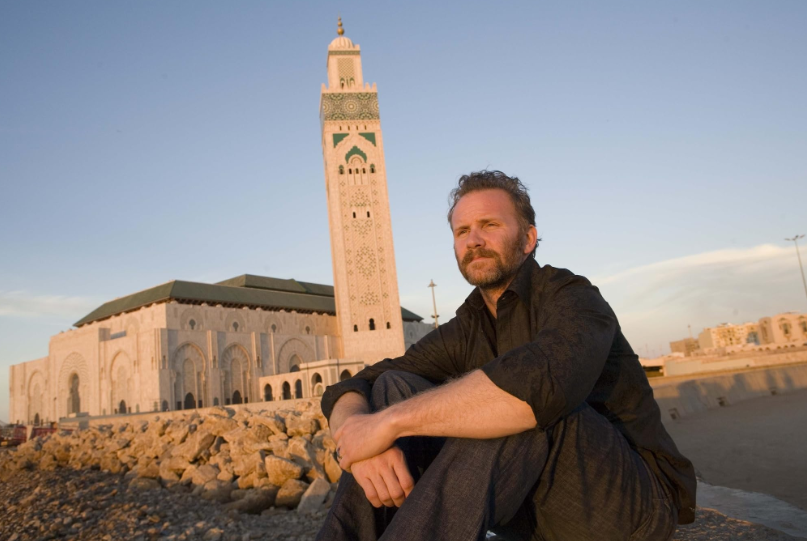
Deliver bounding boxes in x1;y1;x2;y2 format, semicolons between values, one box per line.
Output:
311;373;324;397
184;392;195;410
162;400;168;412
118;400;127;415
69;373;81;414
232;390;243;405
340;370;352;382
282;382;291;400
264;384;273;402
34;413;40;426
294;379;303;399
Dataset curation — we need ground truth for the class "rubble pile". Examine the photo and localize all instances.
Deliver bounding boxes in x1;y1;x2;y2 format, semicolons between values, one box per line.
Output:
0;402;341;518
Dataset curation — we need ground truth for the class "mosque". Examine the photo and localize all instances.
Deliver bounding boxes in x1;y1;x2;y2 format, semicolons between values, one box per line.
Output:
8;20;434;425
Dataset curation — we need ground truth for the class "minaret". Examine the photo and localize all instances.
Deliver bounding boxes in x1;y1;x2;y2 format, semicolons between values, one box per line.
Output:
320;18;405;365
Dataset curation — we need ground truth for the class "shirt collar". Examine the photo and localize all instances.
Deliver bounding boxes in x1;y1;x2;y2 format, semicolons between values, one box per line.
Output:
465;257;539;311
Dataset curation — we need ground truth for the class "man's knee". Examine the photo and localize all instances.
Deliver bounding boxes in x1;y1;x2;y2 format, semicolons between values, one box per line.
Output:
371;371;433;410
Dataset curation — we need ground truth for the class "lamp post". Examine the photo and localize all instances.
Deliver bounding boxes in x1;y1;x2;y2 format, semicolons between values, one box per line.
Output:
428;279;439;329
785;234;807;306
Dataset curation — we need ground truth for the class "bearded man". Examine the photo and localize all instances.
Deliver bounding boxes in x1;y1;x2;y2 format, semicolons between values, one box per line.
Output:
316;171;696;541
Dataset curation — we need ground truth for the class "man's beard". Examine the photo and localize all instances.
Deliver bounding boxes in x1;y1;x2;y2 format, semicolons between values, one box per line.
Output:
456;233;526;291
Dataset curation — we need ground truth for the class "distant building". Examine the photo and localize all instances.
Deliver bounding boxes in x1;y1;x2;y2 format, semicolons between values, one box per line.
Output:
759;312;807;346
669;338;700;357
698;322;759;349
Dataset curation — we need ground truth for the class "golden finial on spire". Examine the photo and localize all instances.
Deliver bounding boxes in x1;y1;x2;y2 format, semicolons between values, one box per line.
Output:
337;16;344;36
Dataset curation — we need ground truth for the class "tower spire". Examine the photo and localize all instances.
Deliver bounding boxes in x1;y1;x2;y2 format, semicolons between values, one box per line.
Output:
337;16;344;36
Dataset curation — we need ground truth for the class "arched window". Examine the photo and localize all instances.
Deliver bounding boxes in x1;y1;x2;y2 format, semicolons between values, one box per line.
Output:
352;212;356;218
271;324;277;333
264;384;273;402
386;322;391;329
289;354;302;373
69;373;81;415
353;324;358;332
184;392;195;410
213;397;219;406
305;326;311;335
369;318;376;331
34;413;40;426
162;400;168;412
232;390;242;405
340;369;351;382
189;319;196;330
294;379;303;399
366;211;370;218
362;168;366;174
119;400;127;415
349;168;352;174
370;164;375;173
282;382;292;400
339;165;344;175
232;321;239;332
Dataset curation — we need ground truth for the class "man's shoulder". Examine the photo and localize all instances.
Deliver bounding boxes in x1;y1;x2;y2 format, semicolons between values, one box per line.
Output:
532;261;592;289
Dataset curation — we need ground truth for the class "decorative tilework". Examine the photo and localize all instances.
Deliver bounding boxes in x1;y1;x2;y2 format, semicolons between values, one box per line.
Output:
332;133;348;147
359;132;376;146
345;145;367;163
328;50;361;56
321;92;379;121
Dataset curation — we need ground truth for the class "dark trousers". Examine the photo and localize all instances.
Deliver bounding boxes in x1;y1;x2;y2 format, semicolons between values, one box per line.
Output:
316;371;677;541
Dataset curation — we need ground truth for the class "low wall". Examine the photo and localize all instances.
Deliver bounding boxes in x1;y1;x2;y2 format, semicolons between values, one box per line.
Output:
650;362;807;423
61;398;322;430
663;348;807;377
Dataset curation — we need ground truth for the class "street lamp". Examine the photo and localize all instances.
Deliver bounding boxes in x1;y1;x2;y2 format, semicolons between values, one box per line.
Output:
428;279;439;329
785;234;807;305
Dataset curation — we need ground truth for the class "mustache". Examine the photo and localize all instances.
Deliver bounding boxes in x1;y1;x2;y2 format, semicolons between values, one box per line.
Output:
461;247;500;267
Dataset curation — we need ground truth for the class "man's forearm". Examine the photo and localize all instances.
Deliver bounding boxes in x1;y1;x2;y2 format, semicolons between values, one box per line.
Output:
328;391;371;435
382;369;537;440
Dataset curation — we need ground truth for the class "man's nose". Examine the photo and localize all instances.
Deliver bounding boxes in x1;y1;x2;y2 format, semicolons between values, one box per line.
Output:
465;227;484;249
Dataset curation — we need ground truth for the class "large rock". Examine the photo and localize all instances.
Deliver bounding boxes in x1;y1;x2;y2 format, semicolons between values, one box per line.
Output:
192;464;220;486
253;414;285;435
232;450;266;477
129;477;161;491
264;455;303;486
297;478;331;514
171;429;215;462
285;414;319;437
275;479;309;509
324;451;342;483
200;479;233;503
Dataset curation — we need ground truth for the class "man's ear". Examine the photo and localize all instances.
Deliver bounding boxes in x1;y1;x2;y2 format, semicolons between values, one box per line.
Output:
524;225;538;255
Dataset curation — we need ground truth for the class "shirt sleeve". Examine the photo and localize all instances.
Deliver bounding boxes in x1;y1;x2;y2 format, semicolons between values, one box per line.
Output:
320;315;468;421
480;272;617;429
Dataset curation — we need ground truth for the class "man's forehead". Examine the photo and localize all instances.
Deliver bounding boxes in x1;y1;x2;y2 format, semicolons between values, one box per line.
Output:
453;189;517;222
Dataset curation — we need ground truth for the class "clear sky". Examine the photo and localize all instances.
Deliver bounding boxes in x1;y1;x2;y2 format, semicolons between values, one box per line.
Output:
2;1;806;422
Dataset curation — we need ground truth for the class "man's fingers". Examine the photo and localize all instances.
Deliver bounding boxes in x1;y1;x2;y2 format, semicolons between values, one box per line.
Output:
371;473;395;507
379;468;406;507
354;474;382;508
391;455;415;498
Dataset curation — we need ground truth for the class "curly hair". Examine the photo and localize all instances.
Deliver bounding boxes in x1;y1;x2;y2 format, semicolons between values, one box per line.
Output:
447;170;539;257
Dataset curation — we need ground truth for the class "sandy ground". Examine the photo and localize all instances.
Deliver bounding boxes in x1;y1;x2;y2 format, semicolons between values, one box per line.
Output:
664;388;807;511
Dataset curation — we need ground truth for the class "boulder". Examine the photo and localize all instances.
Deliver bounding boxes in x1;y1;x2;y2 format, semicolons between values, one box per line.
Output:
285;414;319;437
223;487;278;514
171;429;215;462
129;477;161;491
264;455;304;486
232;450;266;477
192;464;220;486
275;479;309;509
200;479;233;503
324;451;342;483
297;478;332;514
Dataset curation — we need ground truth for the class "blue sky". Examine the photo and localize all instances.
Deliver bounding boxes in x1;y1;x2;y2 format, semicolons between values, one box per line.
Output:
2;1;806;421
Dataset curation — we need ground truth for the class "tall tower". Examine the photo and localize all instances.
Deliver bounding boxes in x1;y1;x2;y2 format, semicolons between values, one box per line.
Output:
320;18;405;365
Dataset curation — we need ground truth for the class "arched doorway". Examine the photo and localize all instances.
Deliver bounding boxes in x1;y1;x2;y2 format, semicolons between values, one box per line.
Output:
312;373;324;397
69;373;81;414
232;390;243;405
184;392;195;410
340;370;351;382
34;413;40;426
162;400;168;412
294;379;303;399
118;400;127;415
264;384;273;402
282;382;291;400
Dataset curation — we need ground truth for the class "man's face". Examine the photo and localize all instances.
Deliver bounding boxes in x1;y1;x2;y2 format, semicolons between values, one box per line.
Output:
451;189;534;290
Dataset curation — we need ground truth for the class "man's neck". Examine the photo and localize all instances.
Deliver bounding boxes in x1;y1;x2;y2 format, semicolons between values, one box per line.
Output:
479;270;521;318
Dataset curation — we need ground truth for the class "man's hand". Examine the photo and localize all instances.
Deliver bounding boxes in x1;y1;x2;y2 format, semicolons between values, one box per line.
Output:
351;446;414;508
333;411;397;471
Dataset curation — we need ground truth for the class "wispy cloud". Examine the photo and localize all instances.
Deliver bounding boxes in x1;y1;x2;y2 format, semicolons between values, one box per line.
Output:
593;244;805;355
0;290;100;319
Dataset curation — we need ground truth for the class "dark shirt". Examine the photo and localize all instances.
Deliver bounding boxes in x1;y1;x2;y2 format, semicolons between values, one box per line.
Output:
321;258;697;524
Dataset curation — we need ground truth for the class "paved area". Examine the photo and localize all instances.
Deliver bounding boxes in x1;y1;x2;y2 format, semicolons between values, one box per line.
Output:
664;389;807;511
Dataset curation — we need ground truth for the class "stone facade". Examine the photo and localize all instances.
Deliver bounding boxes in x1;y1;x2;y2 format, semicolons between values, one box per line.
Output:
7;26;433;425
698;322;760;349
759;312;807;346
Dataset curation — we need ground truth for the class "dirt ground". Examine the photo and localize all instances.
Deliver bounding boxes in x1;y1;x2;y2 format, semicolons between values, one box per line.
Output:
664;389;807;511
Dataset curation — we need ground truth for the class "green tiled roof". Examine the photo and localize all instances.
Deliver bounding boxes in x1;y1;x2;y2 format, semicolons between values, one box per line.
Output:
74;274;424;327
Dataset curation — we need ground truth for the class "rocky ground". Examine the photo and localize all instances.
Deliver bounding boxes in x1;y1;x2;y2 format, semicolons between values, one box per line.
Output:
1;402;802;540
